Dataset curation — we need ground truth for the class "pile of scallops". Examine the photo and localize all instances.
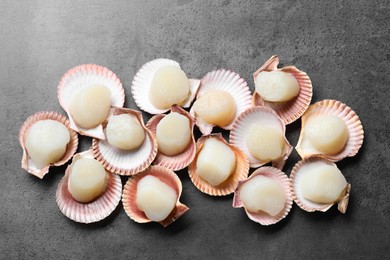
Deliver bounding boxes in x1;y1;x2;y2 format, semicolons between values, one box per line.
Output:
19;56;364;226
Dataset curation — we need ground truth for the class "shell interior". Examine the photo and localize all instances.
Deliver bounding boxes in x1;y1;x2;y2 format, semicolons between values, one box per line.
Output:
233;166;293;225
190;69;252;135
19;111;79;179
296;99;364;161
56;150;122;224
229;106;292;169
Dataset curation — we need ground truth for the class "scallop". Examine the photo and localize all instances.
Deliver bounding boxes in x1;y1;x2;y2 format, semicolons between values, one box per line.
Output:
56;150;122;223
19;111;78;179
122;165;189;227
290;157;351;213
188;134;249;196
57;64;125;139
146;105;196;171
233;166;293;225
229;106;292;169
296;99;364;161
131;58;201;115
92;107;157;176
189;69;252;135
252;55;313;124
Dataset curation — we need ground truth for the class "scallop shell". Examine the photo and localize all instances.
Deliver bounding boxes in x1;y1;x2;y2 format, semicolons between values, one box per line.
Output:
57;64;125;139
296;99;364;161
233;166;293;225
131;58;201;115
188;133;249;196
19;111;79;179
92;107;158;176
229;106;293;169
189;69;252;135
56;150;122;223
146;105;196;171
252;55;313;124
290;157;351;213
122;165;189;227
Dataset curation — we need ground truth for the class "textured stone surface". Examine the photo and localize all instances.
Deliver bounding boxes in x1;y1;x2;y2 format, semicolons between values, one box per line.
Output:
1;0;389;259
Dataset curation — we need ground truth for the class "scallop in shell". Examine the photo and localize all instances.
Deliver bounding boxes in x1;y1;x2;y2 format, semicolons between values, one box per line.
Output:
146;105;196;171
92;107;157;176
56;150;122;223
252;55;313;124
233;166;293;225
188;133;249;196
122;165;189;227
229;106;292;169
295;99;364;161
190;69;252;135
131;58;200;115
57;64;125;139
19;111;79;179
290;157;351;213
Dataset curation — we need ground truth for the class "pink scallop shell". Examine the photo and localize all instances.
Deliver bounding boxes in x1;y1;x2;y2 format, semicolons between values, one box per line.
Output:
188;133;249;196
57;64;125;139
295;99;364;161
233;166;293;225
19;111;79;179
229;106;293;169
289;157;351;213
56;150;122;223
189;69;252;135
131;58;200;115
92;107;158;176
146;105;196;171
252;55;313;124
122;165;189;227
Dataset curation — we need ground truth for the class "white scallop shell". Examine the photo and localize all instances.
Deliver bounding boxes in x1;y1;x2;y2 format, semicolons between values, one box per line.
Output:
229;106;292;169
190;69;252;135
131;58;200;115
92;107;157;176
57;64;125;139
56;150;122;224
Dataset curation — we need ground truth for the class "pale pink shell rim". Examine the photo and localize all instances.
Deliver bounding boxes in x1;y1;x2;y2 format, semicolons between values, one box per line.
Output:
295;99;364;162
289;156;351;213
189;69;252;135
57;64;125;139
19;111;79;179
92;107;158;176
233;166;293;226
145;105;196;171
229;106;293;169
122;165;189;227
188;133;250;196
130;58;200;115
56;151;122;224
252;55;313;125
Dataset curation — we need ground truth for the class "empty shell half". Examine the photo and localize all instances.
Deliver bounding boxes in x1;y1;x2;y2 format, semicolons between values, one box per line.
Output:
229;106;293;169
146;105;196;171
92;107;158;176
19;111;79;179
290;157;351;213
252;55;313;124
190;69;252;135
233;166;293;225
56;150;122;223
57;64;125;139
296;99;364;161
188;133;249;196
122;165;189;227
131;58;200;115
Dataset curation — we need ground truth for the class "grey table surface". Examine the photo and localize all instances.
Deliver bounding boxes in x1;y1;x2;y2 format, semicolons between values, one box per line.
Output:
1;0;389;259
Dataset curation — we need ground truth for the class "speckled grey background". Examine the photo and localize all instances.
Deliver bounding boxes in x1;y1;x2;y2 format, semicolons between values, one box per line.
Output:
1;0;389;259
